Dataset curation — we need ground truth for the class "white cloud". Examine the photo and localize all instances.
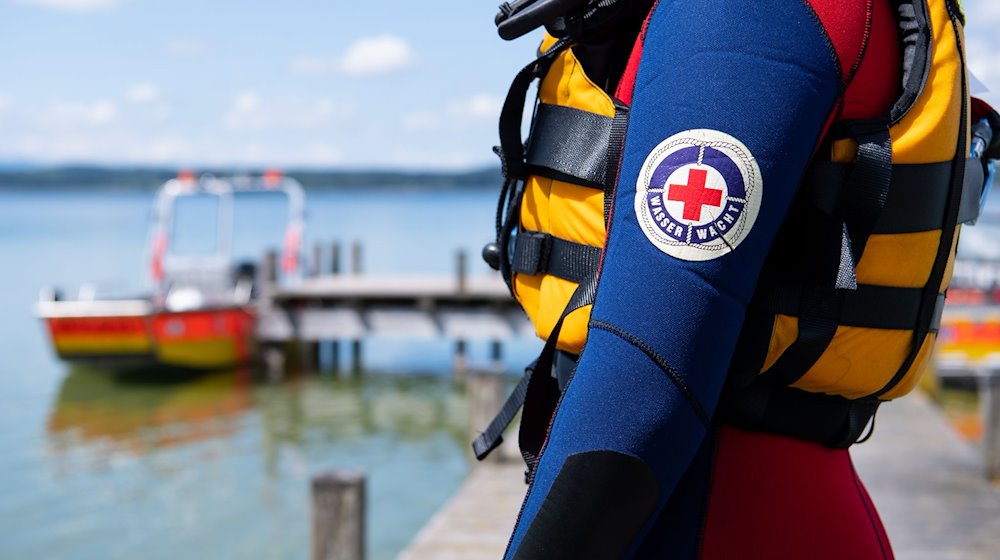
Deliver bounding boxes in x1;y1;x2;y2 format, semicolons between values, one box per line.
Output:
164;38;211;58
43;100;117;127
223;93;348;130
341;35;415;76
292;35;416;77
448;94;503;121
125;83;160;104
11;0;118;11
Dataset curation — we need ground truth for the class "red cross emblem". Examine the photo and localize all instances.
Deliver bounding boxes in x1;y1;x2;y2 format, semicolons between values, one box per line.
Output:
667;168;723;221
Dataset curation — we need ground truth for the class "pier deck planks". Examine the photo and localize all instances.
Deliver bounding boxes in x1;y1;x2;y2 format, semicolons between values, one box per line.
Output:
399;392;1000;559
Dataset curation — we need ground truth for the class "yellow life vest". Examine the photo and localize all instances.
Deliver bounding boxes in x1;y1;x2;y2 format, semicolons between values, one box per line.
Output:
480;0;994;452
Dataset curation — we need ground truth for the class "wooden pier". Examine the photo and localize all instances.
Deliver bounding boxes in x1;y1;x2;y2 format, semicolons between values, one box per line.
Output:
397;392;1000;560
255;245;531;374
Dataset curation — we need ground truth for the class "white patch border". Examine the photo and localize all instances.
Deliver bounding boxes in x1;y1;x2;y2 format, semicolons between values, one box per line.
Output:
634;128;762;262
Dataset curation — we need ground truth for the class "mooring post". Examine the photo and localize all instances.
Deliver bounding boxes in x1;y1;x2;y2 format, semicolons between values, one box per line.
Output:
262;343;286;382
312;242;323;278
467;369;505;464
454;339;468;381
306;341;321;373
490;340;503;368
351;242;362;275
981;367;1000;480
332;341;342;374
331;241;341;275
456;249;467;294
350;339;362;376
262;249;279;286
311;469;366;560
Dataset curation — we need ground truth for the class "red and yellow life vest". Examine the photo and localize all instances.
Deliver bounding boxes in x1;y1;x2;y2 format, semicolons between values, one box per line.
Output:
484;0;993;450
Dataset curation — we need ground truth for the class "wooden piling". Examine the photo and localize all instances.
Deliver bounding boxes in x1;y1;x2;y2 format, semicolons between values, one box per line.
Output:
350;339;362;376
490;340;503;368
331;241;341;275
456;250;467;294
312;243;324;278
330;340;341;374
305;341;321;373
311;469;366;560
351;242;362;275
981;368;1000;480
262;343;285;381
262;249;279;285
467;369;505;464
454;339;468;381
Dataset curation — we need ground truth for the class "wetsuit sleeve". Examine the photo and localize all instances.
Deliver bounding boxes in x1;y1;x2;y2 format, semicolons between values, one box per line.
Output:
504;0;866;557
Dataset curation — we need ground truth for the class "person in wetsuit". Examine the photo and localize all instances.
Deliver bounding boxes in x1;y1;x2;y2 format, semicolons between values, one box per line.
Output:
493;0;928;557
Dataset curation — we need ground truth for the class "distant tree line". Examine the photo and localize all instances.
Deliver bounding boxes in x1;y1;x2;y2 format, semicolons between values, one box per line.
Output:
0;166;504;191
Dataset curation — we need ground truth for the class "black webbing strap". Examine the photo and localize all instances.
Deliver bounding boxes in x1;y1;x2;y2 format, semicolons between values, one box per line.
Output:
873;24;970;400
802;157;984;232
758;283;945;331
498;39;572;182
760;125;893;383
526;103;617;189
472;361;532;460
511;230;602;283
719;381;881;449
843;126;893;266
471;275;598;467
605;101;630;222
519;275;598;480
761;288;841;386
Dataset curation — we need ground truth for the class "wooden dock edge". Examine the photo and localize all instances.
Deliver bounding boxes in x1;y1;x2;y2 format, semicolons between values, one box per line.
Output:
399;392;1000;560
397;463;527;560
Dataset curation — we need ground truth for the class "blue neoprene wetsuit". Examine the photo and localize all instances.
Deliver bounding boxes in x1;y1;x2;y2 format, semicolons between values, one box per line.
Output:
503;0;901;557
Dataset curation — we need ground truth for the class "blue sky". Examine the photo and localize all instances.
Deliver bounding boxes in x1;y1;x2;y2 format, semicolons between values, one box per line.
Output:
0;0;997;170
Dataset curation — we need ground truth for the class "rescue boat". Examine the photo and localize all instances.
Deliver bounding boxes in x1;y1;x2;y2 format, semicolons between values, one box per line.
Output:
35;171;305;371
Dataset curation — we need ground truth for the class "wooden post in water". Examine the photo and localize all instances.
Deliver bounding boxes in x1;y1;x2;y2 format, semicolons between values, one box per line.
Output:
351;242;362;275
467;369;505;464
262;249;279;287
311;469;366;560
312;242;324;278
454;339;468;381
330;340;341;374
259;250;284;379
981;368;1000;480
456;249;467;294
490;340;503;369
350;339;363;376
331;241;341;275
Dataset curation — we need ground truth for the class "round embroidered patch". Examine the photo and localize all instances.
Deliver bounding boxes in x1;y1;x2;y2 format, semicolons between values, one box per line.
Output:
634;129;762;261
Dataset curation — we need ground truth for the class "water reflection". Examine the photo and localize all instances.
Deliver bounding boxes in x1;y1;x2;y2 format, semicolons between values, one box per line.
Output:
41;368;472;559
47;368;469;469
47;368;254;456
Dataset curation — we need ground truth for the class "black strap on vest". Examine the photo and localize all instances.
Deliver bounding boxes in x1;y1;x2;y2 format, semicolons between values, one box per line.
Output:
511;230;602;283
524;101;631;189
527;103;619;188
759;123;893;385
497;39;573;182
758;283;947;332
471;275;598;475
802;157;986;233
873;31;971;399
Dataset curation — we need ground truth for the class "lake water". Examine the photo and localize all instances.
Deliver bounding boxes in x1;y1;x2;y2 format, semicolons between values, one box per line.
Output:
0;187;540;560
4;182;999;560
